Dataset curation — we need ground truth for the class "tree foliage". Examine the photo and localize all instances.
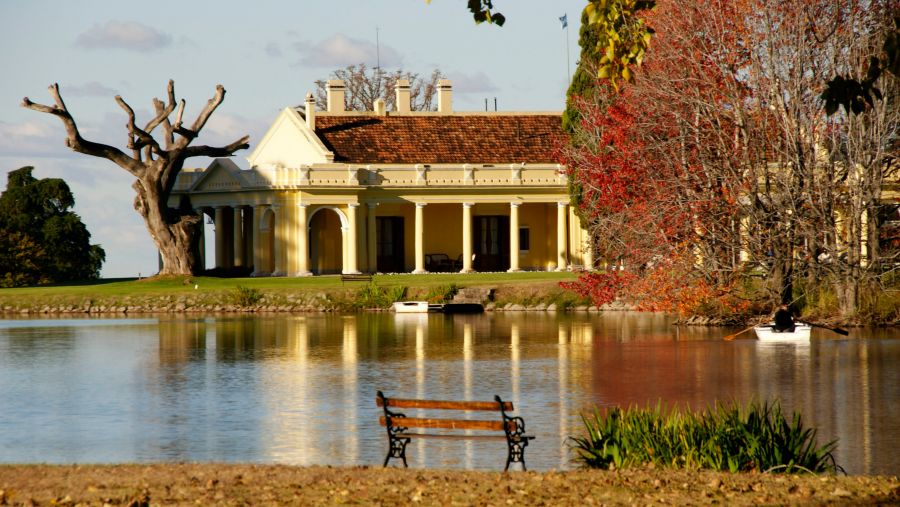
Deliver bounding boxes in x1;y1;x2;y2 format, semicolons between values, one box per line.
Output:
314;64;445;112
0;167;105;287
564;0;899;320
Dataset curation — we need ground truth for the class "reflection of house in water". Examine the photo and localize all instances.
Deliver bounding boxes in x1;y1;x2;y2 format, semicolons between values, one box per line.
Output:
172;79;592;275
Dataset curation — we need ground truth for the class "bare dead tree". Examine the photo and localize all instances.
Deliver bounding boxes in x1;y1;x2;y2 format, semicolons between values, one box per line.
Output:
22;81;249;276
314;64;444;112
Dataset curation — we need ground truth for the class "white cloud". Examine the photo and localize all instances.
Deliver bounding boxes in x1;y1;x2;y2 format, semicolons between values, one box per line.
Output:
75;21;172;52
293;33;402;68
63;81;118;98
0;120;72;158
265;42;283;58
447;71;499;94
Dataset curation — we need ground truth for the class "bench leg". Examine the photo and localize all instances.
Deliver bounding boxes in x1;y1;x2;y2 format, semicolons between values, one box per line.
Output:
504;440;528;472
384;436;410;468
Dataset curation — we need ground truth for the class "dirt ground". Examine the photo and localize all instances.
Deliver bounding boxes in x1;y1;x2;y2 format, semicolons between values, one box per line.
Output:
0;464;897;506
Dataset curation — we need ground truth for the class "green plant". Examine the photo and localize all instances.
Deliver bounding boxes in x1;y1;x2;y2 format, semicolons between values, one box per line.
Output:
424;283;459;303
569;400;841;474
231;285;263;307
355;282;407;309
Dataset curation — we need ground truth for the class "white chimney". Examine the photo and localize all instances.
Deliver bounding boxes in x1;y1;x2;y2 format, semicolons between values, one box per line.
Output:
304;92;315;129
326;80;345;112
438;79;452;113
373;97;386;116
395;79;411;113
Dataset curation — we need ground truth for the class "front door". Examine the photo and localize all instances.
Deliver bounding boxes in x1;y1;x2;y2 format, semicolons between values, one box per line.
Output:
376;217;405;273
473;216;509;271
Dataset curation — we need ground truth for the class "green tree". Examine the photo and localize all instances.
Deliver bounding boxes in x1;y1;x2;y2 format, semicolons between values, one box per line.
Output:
0;167;105;287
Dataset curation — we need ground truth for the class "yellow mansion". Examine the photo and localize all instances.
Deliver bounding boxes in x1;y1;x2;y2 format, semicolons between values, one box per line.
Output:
171;79;591;275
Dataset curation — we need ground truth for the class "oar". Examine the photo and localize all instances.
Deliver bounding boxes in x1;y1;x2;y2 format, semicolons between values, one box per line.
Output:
797;320;850;336
724;325;757;341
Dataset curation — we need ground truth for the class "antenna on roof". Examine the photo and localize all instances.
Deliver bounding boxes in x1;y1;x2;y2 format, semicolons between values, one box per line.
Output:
485;98;488;112
494;97;498;111
376;26;381;70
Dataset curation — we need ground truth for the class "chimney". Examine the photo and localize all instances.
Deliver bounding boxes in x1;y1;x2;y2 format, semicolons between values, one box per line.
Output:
326;79;345;112
304;92;315;129
395;79;411;113
437;79;452;113
373;97;386;116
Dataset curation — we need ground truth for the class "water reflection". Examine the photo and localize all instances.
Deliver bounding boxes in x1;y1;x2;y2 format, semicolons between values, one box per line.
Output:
0;313;897;474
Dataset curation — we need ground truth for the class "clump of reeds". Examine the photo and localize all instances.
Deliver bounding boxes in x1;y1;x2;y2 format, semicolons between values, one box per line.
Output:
569;400;840;474
354;282;406;308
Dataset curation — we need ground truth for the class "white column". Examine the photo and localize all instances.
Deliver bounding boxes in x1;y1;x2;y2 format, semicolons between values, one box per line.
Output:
272;204;285;276
214;206;227;269
462;202;474;273
243;207;253;270
296;204;311;276
508;202;521;272
413;202;426;273
367;203;377;273
344;203;360;274
557;202;568;271
232;207;244;268
582;218;594;270
196;209;206;271
251;205;265;276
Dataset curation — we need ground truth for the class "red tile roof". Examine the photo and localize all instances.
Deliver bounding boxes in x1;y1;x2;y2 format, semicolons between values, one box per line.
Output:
313;114;562;164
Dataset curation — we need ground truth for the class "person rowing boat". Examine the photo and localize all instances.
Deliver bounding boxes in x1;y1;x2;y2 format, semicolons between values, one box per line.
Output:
772;304;796;333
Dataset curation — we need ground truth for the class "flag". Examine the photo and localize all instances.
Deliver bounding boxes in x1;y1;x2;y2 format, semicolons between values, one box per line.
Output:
559;14;568;29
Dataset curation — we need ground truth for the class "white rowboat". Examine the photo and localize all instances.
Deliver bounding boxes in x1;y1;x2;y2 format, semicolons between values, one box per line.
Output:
391;301;443;313
753;323;811;342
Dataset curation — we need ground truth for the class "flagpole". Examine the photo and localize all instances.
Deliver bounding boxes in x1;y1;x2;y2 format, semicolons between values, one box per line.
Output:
566;22;571;86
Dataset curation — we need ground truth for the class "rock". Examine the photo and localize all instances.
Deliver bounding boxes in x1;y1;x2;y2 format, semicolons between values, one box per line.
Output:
546;303;557;312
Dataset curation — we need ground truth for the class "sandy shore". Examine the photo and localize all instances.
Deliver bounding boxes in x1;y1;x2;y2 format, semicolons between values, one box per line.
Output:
0;464;897;506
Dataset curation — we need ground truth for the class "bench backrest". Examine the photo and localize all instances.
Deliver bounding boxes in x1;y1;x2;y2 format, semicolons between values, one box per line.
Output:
376;391;519;432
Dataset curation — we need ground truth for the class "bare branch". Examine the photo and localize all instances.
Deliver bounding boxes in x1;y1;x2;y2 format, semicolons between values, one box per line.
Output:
22;84;144;177
183;135;251;159
175;85;226;147
144;80;176;134
115;95;160;160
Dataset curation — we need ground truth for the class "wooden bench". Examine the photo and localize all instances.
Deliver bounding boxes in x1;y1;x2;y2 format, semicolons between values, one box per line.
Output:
340;273;373;283
376;390;535;471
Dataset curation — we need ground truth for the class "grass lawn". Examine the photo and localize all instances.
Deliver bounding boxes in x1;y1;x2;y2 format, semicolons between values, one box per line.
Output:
0;271;579;299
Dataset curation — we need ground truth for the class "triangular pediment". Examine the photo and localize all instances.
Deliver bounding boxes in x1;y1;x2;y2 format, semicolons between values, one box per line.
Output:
190;158;245;192
246;107;333;169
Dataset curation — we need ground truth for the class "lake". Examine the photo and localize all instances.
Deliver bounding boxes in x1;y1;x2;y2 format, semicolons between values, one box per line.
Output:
1;312;897;474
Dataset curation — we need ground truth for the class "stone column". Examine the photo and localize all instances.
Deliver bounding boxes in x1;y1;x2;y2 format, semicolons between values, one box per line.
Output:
461;202;474;273
296;203;311;276
413;202;426;273
196;209;206;271
214;206;227;269
344;203;360;274
508;202;521;272
367;203;377;273
557;202;568;271
581;218;594;270
272;204;285;276
232;207;244;268
243;207;253;270
251;205;265;276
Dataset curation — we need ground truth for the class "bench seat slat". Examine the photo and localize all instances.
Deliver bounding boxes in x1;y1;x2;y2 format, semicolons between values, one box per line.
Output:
377;398;513;411
380;416;514;432
395;433;508;440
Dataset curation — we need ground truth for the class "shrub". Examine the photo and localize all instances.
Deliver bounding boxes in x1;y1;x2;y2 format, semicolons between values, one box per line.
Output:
424;283;459;303
355;282;407;308
231;285;263;307
569;400;840;474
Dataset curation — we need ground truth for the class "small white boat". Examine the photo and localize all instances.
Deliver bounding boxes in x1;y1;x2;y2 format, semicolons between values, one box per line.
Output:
391;301;443;313
753;323;811;342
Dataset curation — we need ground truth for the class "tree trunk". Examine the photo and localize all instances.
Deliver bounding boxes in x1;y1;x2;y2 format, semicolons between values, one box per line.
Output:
133;177;201;275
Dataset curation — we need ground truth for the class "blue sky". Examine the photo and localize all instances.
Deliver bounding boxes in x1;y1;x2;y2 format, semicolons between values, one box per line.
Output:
0;0;585;278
